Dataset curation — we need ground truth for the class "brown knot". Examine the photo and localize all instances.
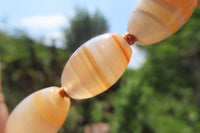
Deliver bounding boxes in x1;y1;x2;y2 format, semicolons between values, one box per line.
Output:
58;87;69;98
123;33;137;45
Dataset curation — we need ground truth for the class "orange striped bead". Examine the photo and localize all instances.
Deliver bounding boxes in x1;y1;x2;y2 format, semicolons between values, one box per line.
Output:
5;87;70;133
61;33;132;99
127;0;197;45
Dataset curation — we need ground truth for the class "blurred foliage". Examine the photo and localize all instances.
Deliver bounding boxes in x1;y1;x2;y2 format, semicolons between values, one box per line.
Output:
0;7;200;133
64;8;108;52
0;31;69;110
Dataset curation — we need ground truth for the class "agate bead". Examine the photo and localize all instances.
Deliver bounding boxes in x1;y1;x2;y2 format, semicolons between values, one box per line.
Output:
5;87;70;133
127;0;197;45
61;33;132;99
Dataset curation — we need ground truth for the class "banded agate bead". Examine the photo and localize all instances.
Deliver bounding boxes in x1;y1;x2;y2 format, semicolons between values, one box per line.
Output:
5;87;70;133
128;0;197;45
61;33;132;99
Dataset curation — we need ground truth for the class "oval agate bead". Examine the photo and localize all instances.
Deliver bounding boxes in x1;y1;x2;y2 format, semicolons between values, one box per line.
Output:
5;87;70;133
61;33;132;99
127;0;197;45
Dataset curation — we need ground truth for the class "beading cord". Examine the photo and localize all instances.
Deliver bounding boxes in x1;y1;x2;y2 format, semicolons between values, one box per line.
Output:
4;0;198;133
123;33;137;45
58;87;69;98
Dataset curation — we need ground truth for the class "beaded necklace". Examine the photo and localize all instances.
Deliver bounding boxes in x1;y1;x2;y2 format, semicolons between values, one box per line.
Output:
3;0;198;132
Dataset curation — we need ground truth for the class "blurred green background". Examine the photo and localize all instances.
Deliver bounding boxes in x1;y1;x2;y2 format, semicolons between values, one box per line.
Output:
0;6;200;133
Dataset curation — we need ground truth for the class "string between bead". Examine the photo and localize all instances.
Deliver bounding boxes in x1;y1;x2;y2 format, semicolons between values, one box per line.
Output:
58;87;69;98
123;33;137;45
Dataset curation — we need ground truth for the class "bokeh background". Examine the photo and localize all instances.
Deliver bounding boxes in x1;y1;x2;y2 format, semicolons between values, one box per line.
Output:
0;0;200;133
